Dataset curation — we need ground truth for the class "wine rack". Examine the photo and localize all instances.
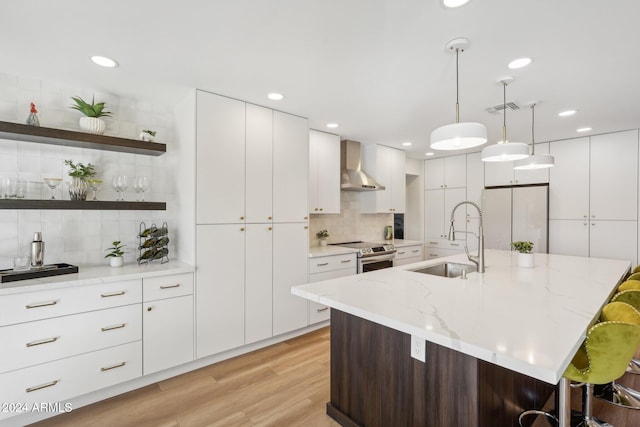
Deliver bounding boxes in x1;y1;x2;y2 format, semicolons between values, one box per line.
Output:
137;221;169;264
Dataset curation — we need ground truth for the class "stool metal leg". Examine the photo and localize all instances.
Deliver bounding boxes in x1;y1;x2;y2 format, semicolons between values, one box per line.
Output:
595;380;640;409
583;383;613;426
627;357;640;374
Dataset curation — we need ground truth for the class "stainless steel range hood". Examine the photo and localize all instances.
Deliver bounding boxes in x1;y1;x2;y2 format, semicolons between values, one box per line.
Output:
340;140;385;191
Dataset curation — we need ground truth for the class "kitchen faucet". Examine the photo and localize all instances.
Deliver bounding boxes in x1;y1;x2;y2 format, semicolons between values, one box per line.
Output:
448;201;485;273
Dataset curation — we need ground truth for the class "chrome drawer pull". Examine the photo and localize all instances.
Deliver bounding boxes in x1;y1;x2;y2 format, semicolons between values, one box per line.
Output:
429;241;438;245
160;284;180;289
25;300;58;309
429;253;438;257
101;323;126;332
26;380;59;393
450;243;460;247
316;307;329;312
411;249;420;253
26;337;59;347
398;251;406;255
101;362;126;372
340;259;352;263
101;291;125;298
317;262;329;266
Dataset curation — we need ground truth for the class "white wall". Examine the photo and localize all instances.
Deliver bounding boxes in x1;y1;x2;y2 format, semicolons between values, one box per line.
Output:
0;72;177;268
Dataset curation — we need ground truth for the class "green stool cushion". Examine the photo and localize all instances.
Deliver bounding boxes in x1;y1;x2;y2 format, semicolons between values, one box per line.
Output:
632;265;640;274
627;272;640;282
611;290;640;313
619;279;640;292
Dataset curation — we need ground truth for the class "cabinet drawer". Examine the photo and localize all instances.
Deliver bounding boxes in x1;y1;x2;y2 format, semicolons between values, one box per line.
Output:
309;301;330;324
395;245;423;260
424;248;465;260
143;273;193;301
424;239;465;250
0;304;142;374
309;254;357;274
0;280;142;327
0;341;142;420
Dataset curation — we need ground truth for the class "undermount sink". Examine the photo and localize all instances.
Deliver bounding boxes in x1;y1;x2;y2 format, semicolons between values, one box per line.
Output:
410;262;476;278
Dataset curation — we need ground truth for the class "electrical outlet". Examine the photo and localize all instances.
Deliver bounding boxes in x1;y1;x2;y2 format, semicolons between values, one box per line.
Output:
411;335;426;362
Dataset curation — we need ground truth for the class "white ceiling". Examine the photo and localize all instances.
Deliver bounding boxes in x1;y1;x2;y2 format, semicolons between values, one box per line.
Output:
2;0;639;159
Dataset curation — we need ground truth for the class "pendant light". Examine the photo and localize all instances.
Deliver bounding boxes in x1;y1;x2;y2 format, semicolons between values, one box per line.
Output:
513;104;555;170
430;38;487;150
481;78;529;162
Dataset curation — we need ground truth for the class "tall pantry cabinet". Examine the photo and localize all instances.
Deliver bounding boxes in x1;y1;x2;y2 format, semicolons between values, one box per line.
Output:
195;90;309;359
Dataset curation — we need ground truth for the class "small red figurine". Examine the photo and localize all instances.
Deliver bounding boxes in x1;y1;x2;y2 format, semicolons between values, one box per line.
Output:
26;102;40;126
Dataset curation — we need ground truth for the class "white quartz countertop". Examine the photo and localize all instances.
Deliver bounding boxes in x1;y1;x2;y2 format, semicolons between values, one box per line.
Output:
390;239;423;247
0;261;194;295
292;250;630;384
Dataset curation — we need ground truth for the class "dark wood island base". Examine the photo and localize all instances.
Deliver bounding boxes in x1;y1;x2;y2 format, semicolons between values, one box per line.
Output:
327;309;555;427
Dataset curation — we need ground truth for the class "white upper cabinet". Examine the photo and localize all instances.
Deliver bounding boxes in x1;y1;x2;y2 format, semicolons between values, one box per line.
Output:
465;152;484;208
309;130;340;214
273;111;309;223
245;104;273;223
361;144;406;213
549;137;589;220
196;92;246;224
424;155;466;190
484;143;550;187
590;130;638;221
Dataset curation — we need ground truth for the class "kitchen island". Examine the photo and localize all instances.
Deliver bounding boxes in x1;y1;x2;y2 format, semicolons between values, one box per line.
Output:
292;250;630;427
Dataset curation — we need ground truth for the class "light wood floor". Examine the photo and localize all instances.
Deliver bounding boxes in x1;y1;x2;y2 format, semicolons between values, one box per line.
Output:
31;326;640;427
32;328;339;427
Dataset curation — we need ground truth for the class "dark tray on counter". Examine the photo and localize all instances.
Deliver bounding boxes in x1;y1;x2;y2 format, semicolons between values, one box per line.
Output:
0;263;79;283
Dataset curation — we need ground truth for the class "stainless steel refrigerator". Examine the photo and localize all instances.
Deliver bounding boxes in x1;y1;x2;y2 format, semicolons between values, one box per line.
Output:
482;185;549;253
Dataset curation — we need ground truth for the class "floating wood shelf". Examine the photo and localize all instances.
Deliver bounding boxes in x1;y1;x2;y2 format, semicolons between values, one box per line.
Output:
0;121;166;156
0;199;166;210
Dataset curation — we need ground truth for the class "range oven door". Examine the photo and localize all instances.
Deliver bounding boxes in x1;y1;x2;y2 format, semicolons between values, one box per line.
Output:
359;253;395;273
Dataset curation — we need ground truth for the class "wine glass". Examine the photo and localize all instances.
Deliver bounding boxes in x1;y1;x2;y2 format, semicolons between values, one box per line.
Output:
87;179;102;201
112;175;128;201
134;176;149;201
43;178;62;199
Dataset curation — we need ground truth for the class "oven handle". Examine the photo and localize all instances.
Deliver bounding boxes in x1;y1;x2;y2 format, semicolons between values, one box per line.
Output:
360;249;397;259
359;253;396;264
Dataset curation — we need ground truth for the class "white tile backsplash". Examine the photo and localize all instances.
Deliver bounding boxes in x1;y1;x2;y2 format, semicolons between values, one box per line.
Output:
0;72;177;269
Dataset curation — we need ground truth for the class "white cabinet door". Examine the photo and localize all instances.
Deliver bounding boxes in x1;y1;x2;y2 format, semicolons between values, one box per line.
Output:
549;137;589;220
391;147;406;213
482;187;513;250
590;220;637;264
549;219;589;257
309;130;340;214
514;142;550;185
245;224;273;344
484;159;515;187
273;111;309;223
196;91;245;224
466;152;484;207
273;223;309;335
424;158;444;190
245;104;273;223
143;295;193;375
425;189;445;241
590;130;638;221
444;155;467;188
196;224;245;358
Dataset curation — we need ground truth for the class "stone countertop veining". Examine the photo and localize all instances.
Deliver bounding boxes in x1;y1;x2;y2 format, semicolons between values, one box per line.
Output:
292;250;630;384
0;261;195;296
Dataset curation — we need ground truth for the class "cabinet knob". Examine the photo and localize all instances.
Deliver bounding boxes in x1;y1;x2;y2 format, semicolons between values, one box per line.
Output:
591;215;596;218
444;184;447;188
268;216;272;220
240;216;245;220
591;223;595;226
314;208;318;211
147;307;152;312
304;216;308;220
268;227;272;231
304;226;308;229
319;208;323;211
240;227;245;231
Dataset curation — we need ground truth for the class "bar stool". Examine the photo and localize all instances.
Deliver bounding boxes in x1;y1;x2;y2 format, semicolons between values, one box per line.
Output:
594;290;640;410
619;279;640;292
626;272;640;282
518;301;640;427
612;287;640;375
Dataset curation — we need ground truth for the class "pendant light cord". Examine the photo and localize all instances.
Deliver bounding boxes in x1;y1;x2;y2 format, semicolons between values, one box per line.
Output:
502;81;507;143
455;48;460;123
531;104;536;155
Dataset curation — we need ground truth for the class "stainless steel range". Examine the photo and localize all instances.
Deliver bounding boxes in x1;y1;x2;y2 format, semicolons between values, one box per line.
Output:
330;241;396;273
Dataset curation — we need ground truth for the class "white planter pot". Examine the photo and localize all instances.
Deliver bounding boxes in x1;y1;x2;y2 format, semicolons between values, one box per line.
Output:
79;117;106;135
110;256;124;268
319;239;327;247
518;252;534;268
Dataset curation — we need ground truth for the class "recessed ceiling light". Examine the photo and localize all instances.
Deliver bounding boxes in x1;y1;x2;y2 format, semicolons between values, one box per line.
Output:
577;127;592;133
90;55;118;68
425;152;435;156
402;142;412;146
443;0;471;7
558;109;577;117
326;123;339;129
267;93;284;101
508;57;532;69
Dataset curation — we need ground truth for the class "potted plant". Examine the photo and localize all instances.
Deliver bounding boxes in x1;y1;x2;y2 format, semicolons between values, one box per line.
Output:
316;229;329;246
70;96;112;134
105;241;126;267
512;241;534;268
65;159;96;200
139;129;157;142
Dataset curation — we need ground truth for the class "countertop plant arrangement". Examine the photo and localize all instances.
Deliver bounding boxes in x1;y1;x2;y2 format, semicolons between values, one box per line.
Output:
70;96;112;118
65;159;96;200
105;241;126;267
511;241;534;253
